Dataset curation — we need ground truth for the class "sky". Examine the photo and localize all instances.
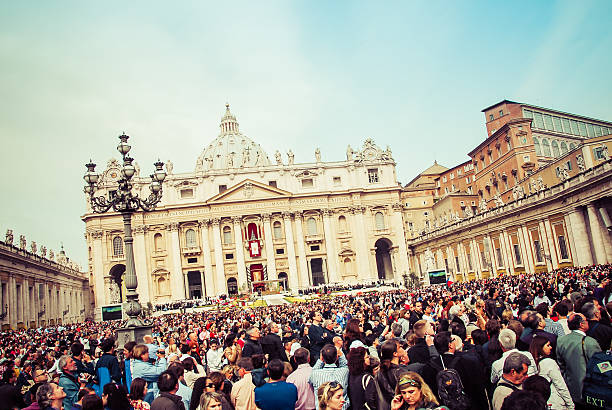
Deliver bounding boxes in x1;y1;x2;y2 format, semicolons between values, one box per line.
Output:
1;1;611;267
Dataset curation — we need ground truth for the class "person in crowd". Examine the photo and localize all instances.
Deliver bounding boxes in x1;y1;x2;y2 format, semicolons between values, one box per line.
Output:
129;378;151;410
102;382;131;410
58;355;86;410
222;335;241;367
143;336;160;362
528;335;573;409
343;319;366;352
151;371;185;410
317;381;345;410
254;359;298;410
522;375;552;409
375;339;406;408
260;323;288;362
199;392;223;410
167;362;192;410
490;328;537;384
206;372;233;410
491;352;531;410
205;339;223;373
82;394;104;410
407;320;432;364
70;343;95;378
131;344;168;403
95;337;122;384
552;302;571;335
35;383;66;410
229;358;256;410
122;341;137;392
240;328;263;359
71;387;96;410
181;358;203;389
391;372;446;410
309;312;326;366
556;312;602;404
499;390;547;410
535;303;565;338
582;301;612;351
309;344;349;410
347;346;376;410
286;348;315;410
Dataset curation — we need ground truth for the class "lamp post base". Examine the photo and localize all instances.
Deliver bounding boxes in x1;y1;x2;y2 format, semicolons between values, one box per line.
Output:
116;324;153;346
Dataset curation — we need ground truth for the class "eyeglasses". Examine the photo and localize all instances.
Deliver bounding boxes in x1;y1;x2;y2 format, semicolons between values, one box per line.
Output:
205;383;215;388
398;376;421;388
322;381;341;398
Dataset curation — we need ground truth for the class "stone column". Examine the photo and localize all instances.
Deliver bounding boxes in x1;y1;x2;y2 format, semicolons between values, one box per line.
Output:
91;231;105;318
587;203;609;264
515;227;530;272
132;225;151;304
538;220;555;271
501;231;514;274
392;203;410;281
8;276;16;327
282;212;299;290
232;217;248;292
293;212;309;288
168;223;185;300
198;219;215;298
351;206;375;281
322;209;339;283
567;208;594;266
211;218;227;295
262;214;278;282
520;225;535;273
599;206;612;262
563;214;579;264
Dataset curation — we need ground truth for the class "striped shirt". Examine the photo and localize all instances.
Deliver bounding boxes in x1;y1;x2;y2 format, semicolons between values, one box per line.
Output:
308;356;350;410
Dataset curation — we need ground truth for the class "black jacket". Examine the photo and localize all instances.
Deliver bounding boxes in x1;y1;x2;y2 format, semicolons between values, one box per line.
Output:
260;333;288;362
151;392;186;410
349;372;378;410
587;320;612;351
241;337;263;358
407;338;430;365
375;363;404;405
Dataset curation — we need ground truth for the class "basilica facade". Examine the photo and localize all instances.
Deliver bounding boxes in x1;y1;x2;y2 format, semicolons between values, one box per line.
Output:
83;104;409;318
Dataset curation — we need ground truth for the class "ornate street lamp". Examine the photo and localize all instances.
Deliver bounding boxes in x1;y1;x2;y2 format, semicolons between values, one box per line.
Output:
84;133;166;342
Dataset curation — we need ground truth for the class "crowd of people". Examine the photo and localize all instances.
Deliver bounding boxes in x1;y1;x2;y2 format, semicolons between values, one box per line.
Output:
0;264;611;410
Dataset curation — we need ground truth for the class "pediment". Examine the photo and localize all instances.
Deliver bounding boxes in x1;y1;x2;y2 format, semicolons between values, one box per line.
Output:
206;179;292;203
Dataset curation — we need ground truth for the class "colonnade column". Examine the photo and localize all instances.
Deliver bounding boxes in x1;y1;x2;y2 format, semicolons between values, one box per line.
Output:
282;212;299;290
232;217;248;291
392;203;410;281
8;276;16;327
132;225;151;304
168;223;185;300
91;231;106;316
292;212;309;288
501;231;514;274
538;221;554;271
198;219;215;298
520;225;535;273
563;213;579;265
599;206;612;262
322;209;339;283
262;214;278;283
351;206;375;281
211;218;226;295
567;208;594;266
587;204;609;264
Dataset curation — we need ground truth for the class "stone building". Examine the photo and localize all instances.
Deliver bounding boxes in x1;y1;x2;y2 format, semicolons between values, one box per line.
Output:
0;231;91;329
83;104;409;318
406;100;612;282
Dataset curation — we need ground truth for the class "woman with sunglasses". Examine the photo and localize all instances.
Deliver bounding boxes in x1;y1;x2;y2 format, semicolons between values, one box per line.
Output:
317;381;345;410
528;336;574;409
391;372;447;410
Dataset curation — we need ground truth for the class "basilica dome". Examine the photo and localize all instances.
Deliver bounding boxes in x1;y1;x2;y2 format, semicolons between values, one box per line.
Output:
196;104;271;171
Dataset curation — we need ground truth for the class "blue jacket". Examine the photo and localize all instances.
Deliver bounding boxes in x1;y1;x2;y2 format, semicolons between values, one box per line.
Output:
131;358;167;403
95;353;122;384
59;372;80;410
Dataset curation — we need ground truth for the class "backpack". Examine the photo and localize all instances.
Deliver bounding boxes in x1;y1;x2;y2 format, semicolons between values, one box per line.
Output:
436;356;471;410
582;350;612;410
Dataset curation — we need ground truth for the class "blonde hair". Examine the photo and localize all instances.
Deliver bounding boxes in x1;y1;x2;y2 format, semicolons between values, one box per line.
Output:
395;371;438;406
199;392;223;410
317;381;343;410
132;344;149;360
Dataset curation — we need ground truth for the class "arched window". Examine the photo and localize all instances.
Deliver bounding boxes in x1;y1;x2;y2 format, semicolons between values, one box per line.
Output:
154;233;163;251
569;142;576;150
338;215;348;232
343;257;352;275
158;277;169;295
113;236;123;257
375;212;385;230
307;217;317;235
223;226;232;244
560;141;568;154
542;139;552;157
185;229;196;248
273;221;282;239
533;137;542;156
552;140;560;158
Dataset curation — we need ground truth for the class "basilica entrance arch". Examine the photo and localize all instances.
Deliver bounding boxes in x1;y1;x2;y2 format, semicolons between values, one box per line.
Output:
227;278;238;296
277;272;288;291
375;239;393;280
109;264;126;303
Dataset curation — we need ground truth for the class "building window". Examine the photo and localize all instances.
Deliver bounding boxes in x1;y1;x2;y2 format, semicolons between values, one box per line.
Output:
306;217;317;235
187;257;197;264
185;229;197;248
333;176;342;186
218;184;227;193
338;215;348;232
594;147;607;160
223;226;232;244
533;137;541;156
368;168;379;183
442;176;447;183
302;178;314;188
566;160;572;171
558;235;569;260
113;236;123;257
455;256;461;272
552;140;560;158
534;240;543;263
275;248;284;255
513;244;522;265
154;233;164;252
225;253;234;260
375;212;385;230
496;247;503;267
541;139;552;157
489;114;494;121
180;189;194;199
273;221;283;239
268;180;277;188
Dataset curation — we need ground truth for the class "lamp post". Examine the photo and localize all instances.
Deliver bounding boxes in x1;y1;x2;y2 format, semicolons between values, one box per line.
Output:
84;133;166;343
